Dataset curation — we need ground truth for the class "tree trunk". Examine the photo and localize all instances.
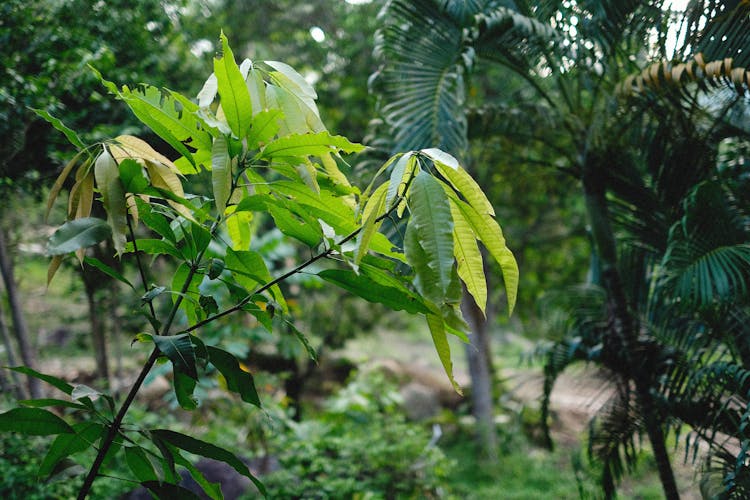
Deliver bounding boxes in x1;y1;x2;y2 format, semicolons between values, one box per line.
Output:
462;288;498;461
0;299;26;399
583;167;679;499
82;268;109;387
0;226;40;398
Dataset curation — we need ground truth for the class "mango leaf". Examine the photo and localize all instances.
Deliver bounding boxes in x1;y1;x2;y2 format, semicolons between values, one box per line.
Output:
174;370;198;410
449;203;487;313
46;150;85;221
246;67;267;115
8;366;74;395
125;239;183;259
18;398;88;410
425;310;462;395
265;60;317;99
134;198;176;243
318;267;430;314
124;446;159;483
429;156;494;217
172;450;224;500
152;334;198;380
355;181;388;266
47;218;111;256
207;346;260;407
84;256;134;289
265;84;323;135
110;134;179;173
385;152;416;210
246;109;282;150
172;263;203;325
448;195;518;313
260;131;364;160
268;204;322;247
32;108;85;149
92;67;212;170
0;408;74;435
151;430;266;496
39;422;104;477
141;481;202;500
225;207;252;251
405;171;455;300
212;135;232;215
215;32;252;138
95;149;128;254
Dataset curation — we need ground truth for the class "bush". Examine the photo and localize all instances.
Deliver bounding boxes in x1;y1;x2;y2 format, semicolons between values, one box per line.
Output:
0;434;78;500
260;372;453;498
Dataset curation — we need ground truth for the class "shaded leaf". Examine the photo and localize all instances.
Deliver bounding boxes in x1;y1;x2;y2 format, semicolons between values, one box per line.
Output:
207;346;261;407
47;218;111;256
39;422;103;477
151;430;266;495
0;408;74;435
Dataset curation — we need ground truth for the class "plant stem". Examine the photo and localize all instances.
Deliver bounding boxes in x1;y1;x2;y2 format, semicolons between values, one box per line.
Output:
77;223;217;499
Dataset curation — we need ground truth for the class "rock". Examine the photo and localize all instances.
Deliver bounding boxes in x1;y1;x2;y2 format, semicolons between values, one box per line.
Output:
400;382;441;420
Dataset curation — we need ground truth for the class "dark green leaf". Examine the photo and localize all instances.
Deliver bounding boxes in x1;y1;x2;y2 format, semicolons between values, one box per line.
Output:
141;481;202;500
18;398;88;410
174;370;198;410
8;366;73;395
32;108;85;149
0;408;74;435
84;257;134;289
47;218;112;256
39;422;103;477
124;446;159;483
318;266;430;314
151;430;266;495
405;172;455;301
119;158;150;194
126;239;183;259
208;346;261;407
153;334;197;379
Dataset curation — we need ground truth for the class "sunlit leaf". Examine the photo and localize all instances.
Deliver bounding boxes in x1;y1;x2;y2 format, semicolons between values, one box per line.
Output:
215;32;252;138
94;149;128;254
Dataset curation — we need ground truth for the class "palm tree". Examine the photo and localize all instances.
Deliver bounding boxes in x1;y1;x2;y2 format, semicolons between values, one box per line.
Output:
374;0;750;497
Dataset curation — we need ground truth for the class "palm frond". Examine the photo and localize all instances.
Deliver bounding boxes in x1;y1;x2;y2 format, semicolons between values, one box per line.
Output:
588;387;642;498
374;0;470;155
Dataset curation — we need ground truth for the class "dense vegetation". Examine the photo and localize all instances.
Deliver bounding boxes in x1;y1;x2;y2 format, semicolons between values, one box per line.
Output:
1;0;749;499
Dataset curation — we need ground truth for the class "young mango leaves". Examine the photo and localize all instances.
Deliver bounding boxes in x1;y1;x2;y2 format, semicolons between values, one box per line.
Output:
345;148;518;392
35;33;518;498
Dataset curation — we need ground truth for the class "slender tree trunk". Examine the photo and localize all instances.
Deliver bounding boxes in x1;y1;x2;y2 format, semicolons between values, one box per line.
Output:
583;167;679;499
81;265;109;387
0;226;40;398
462;288;498;461
0;300;26;399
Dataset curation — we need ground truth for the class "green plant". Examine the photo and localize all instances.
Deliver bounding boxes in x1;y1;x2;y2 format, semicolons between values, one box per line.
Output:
0;33;516;498
261;372;452;499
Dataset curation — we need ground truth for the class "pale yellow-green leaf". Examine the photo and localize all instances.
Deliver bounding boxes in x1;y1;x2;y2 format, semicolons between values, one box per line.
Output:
420;148;459;170
110;135;179;173
94;148;127;254
355;181;388;265
450;202;487;314
211;136;231;216
385;152;416;210
425;309;462;395
246;69;267;116
320;152;351;188
46;150;84;221
265;61;317;99
226;206;252;250
433;161;495;216
449;195;518;314
295;160;320;195
144;160;192;220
